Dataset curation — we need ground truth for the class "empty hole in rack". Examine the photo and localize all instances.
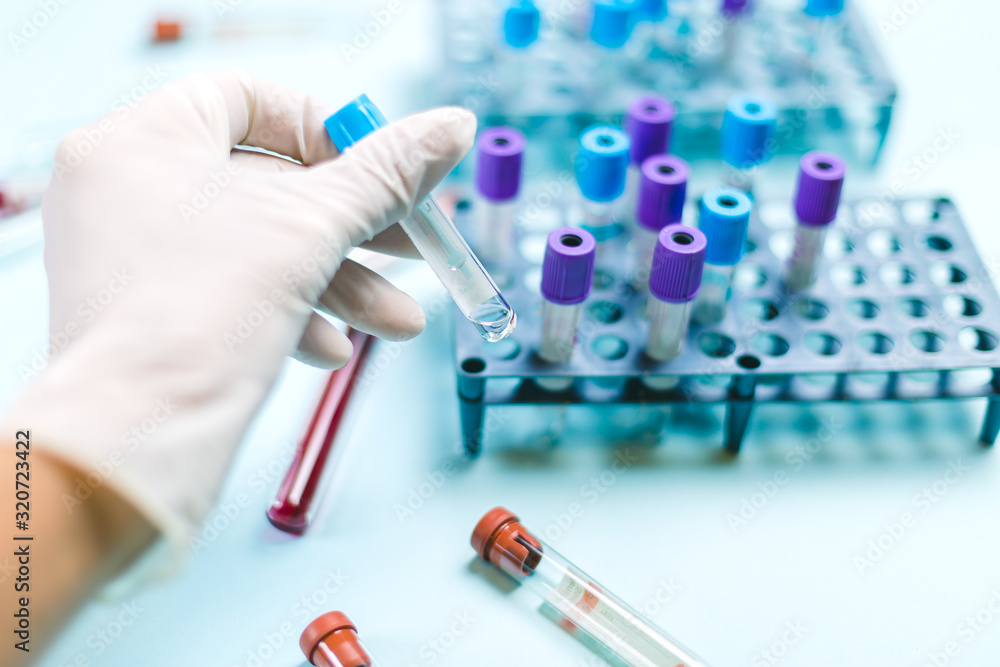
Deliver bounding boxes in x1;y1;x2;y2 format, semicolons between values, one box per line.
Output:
591;334;629;360
929;261;967;287
733;264;767;290
698;332;737;358
461;358;486;373
745;238;758;254
855;199;899;227
847;298;880;320
455;199;471;211
901;199;940;226
830;263;867;288
737;354;762;370
944;294;983;319
824;229;855;259
858;331;894;355
925;235;953;252
592;269;616;290
879;262;917;287
768;231;794;260
750;332;789;357
484;338;521;361
866;229;901;258
897;297;931;318
587;300;624;324
518;235;549;264
804;331;842;356
958;327;999;352
759;201;795;229
910;329;946;353
794;297;829;320
741;298;781;322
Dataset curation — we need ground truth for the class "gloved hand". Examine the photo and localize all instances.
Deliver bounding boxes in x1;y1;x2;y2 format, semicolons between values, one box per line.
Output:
3;69;476;562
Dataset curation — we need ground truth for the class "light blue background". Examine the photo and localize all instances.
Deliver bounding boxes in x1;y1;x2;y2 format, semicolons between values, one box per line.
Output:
2;1;1000;665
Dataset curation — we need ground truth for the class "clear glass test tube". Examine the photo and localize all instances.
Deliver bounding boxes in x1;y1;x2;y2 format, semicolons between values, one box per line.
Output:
472;508;710;667
324;95;516;342
300;612;380;667
784;151;846;292
692;187;752;326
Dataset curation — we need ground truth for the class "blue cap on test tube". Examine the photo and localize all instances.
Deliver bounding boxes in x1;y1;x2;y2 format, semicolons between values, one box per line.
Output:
324;94;388;151
590;1;635;49
721;94;777;169
635;0;666;20
804;0;844;17
698;187;752;266
504;1;541;47
576;125;631;203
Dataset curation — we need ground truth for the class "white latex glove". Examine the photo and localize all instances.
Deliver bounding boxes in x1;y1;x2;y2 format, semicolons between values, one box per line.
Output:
3;69;475;559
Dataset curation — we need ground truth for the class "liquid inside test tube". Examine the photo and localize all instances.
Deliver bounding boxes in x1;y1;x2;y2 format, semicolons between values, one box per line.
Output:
472;507;710;667
324;95;516;342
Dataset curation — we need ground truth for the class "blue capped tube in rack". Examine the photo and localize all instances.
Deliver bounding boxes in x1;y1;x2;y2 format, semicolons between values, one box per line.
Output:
720;94;777;195
475;126;526;263
692;187;752;325
576;125;630;238
324;95;515;343
784;151;846;291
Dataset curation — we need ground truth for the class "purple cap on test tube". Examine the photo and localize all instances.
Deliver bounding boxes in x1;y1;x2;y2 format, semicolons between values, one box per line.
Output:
625;95;676;166
636;155;689;233
476;127;526;202
722;0;752;17
794;151;846;227
649;224;707;303
541;227;597;305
